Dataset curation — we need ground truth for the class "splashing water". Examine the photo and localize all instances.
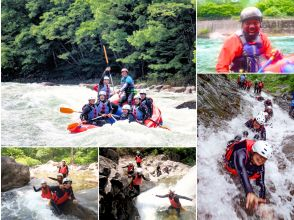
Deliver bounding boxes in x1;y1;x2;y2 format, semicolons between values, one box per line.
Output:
136;166;196;220
1;83;195;146
197;89;294;219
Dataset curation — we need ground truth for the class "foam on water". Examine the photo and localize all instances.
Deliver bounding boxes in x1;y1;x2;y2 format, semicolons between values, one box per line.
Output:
1;83;195;146
198;90;294;219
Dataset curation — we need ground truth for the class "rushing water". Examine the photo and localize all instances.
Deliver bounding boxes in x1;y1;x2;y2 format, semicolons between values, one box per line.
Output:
197;89;294;219
1;83;195;146
197;36;294;72
136;166;196;220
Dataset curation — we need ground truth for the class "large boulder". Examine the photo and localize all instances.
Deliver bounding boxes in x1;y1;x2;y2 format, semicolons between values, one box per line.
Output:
170;87;186;93
100;148;119;164
60;200;98;220
1;157;30;192
176;101;196;109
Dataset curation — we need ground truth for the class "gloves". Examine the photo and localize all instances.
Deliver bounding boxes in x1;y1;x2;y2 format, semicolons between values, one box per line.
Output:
271;49;283;62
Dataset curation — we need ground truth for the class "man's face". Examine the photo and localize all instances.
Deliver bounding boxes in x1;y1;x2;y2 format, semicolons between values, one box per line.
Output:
253;120;261;130
242;19;261;37
99;95;105;101
252;152;267;166
63;182;71;189
140;93;146;100
104;79;110;85
41;183;47;188
89;99;95;105
122;109;128;114
121;71;128;77
135;98;140;105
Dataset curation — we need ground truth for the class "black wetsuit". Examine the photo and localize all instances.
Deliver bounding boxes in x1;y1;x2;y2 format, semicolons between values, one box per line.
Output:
245;119;266;140
141;97;153;116
228;146;265;199
49;186;75;215
80;104;97;124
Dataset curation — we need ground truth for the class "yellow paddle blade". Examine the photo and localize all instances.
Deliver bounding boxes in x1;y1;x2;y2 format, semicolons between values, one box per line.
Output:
67;122;79;130
160;125;171;131
60;107;76;114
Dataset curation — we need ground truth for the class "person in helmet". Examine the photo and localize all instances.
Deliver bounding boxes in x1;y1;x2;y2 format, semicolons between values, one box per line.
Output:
257;81;264;94
156;188;193;216
264;106;273;121
240;74;246;89
48;173;64;184
80;96;99;124
119;104;135;122
264;99;272;108
118;68;135;106
135;151;143;167
254;79;259;93
224;140;272;210
132;94;150;125
245;79;252;91
245;112;267;140
129;168;150;198
255;96;264;102
139;89;153;116
122;161;135;176
216;7;283;73
290;92;294;117
98;75;114;100
95;91;117;125
57;160;69;178
33;179;52;199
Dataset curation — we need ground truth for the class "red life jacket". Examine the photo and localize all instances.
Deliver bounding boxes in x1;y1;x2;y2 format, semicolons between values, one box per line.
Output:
224;140;261;180
132;174;142;186
52;191;69;205
135;156;142;163
41;186;51;199
169;196;181;209
128;165;134;172
59;165;68;175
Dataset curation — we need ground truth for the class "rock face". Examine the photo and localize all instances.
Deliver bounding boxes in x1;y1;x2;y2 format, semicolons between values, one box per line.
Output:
60;200;98;220
176;101;196;109
273;92;293;116
1;157;30;192
100;148;119;164
197;74;241;128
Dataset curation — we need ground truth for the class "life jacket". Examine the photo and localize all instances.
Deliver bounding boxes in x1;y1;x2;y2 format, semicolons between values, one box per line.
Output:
135;155;142;163
120;76;135;94
231;31;263;73
59;165;68;175
96;101;111;114
128;165;134;172
258;82;263;88
99;84;111;99
169;195;181;209
82;104;98;120
52;190;69;205
224;140;261;180
141;97;153;115
132;174;143;186
133;105;144;120
41;186;51;199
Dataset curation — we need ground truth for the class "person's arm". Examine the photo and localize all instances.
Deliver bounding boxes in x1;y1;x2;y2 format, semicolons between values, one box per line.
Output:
156;194;169;198
48;177;58;181
176;194;193;201
261;33;273;59
122;165;128;168
255;166;266;199
260;127;266;141
233;149;254;195
33;186;42;192
66;165;69;175
80;105;91;121
120;82;128;92
108;102;114;114
49;185;60;192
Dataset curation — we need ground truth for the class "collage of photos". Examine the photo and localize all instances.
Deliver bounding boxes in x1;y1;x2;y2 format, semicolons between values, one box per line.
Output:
1;0;294;220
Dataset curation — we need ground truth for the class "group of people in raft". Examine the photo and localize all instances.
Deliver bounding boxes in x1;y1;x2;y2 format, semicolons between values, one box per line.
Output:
224;79;277;210
33;160;76;215
123;151;193;216
80;67;158;127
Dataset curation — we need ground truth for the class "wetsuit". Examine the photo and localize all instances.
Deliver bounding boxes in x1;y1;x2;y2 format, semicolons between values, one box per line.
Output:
156;194;193;216
33;186;52;199
58;165;69;178
129;173;148;198
49;186;73;215
245;119;266;140
95;100;118;125
80;104;98;124
141;97;153;116
119;112;136;123
98;84;113;100
119;75;135;106
225;140;265;199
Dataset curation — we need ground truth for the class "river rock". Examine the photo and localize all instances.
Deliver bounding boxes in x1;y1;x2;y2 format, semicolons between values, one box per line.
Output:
100;148;119;164
176;101;196;109
184;87;193;94
170;87;186;93
282;135;294;163
60;200;98;220
1;157;30;192
273;92;293;116
161;85;172;90
154;85;164;90
88;162;98;170
40;82;59;86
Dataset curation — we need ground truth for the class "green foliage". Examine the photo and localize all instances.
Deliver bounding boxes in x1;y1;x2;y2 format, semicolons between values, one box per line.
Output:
16;157;42;166
257;0;294;17
197;2;242;19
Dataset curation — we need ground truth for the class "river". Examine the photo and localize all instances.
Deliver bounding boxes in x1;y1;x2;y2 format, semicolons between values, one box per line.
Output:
1;83;195;146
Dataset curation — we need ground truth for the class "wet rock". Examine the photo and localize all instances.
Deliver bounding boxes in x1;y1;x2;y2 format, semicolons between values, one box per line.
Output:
197;74;241;128
161;85;172;90
40;82;59;86
1;157;30;192
154;85;164;90
60;200;98;220
135;83;147;89
170;87;186;93
184;86;195;94
176;101;196;109
282;135;294;163
273;92;293;118
100;148;119;164
88;162;98;170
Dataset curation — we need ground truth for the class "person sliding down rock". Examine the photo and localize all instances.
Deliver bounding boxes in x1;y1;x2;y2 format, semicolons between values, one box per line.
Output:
245;112;267;140
264;106;273;122
48;173;64;184
156;164;162;177
33;179;51;199
129;168;150;198
122;161;135;176
264;99;272;108
224;140;273;211
58;160;69;178
135;151;143;167
156;188;193;217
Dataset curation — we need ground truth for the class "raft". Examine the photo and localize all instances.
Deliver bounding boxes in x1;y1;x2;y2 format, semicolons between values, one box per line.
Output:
263;55;294;73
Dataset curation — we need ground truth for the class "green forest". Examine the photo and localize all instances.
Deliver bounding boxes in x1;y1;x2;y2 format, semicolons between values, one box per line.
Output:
1;147;98;166
197;0;294;19
1;0;196;86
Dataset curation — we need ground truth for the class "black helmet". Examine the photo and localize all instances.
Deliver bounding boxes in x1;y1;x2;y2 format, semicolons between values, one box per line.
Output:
240;7;262;22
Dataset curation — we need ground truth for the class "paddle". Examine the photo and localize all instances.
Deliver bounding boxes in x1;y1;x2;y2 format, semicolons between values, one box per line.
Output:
145;118;171;131
60;107;81;114
257;50;277;73
103;45;115;91
67;122;80;130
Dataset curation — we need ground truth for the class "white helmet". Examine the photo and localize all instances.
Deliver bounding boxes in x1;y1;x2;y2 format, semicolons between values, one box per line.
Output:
129;161;133;165
121;68;128;73
104;76;110;80
252;141;273;159
168;187;175;193
136;168;143;174
99;91;106;96
266;106;272;110
134;94;141;100
122;104;131;111
41;179;47;184
139;89;147;94
88;96;96;101
255;112;266;125
62;177;72;184
57;173;63;177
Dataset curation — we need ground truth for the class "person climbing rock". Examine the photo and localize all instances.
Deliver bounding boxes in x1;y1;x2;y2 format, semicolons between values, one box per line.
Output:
33;180;51;199
98;76;114;100
264;106;273;122
216;7;282;73
135;151;143;167
254;79;259;93
58;160;69;178
156;188;193;216
139;89;153;116
49;178;77;215
289;92;294;117
264;99;272;108
95;91;117;126
122;161;135;176
257;81;264;94
119;104;135;122
129;168;150;198
245;112;267;140
118;68;135;106
156;164;162;177
224;140;273;210
80;96;99;124
132;94;150;125
48;173;64;185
